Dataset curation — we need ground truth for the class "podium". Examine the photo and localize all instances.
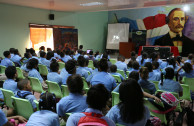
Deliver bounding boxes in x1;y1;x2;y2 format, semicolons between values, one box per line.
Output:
119;42;135;58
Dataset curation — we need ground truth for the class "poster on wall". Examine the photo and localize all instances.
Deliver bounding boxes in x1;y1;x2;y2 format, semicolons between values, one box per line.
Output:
108;5;194;56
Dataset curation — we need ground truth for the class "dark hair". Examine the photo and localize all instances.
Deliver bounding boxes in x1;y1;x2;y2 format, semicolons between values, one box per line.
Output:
130;51;136;57
39;92;56;111
27;58;38;70
5;66;16;79
188;53;193;60
117;55;125;61
79;45;83;49
93;60;99;68
144;62;153;72
78;49;83;54
40;51;46;58
150;52;159;62
152;61;159;70
46;51;54;60
60;52;65;58
167;57;176;69
118;79;144;124
110;65;117;73
102;53;108;60
78;56;86;67
29;48;35;55
139;67;149;80
94;51;99;57
56;50;61;55
132;61;139;70
141;53;148;65
24;52;31;59
65;60;76;74
89;50;93;55
65;50;70;55
14;49;19;55
67;74;83;94
9;48;15;53
128;71;139;82
3;51;10;57
127;60;133;68
17;79;29;90
50;60;59;72
99;58;108;72
161;67;177;86
183;62;193;73
176;56;182;65
40;46;45;51
87;84;109;111
85;59;89;66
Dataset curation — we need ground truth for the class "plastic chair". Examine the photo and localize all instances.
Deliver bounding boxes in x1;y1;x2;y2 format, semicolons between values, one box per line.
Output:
61;85;69;97
88;60;94;69
33;100;39;111
0;88;14;108
112;91;120;106
112;75;122;84
28;77;44;93
46;80;62;98
82;77;89;90
143;88;151;94
0;65;6;74
151;81;159;90
11;96;34;119
144;98;167;124
116;124;125;126
182;77;194;92
109;59;116;65
16;67;25;79
117;69;125;79
180;84;191;101
38;64;48;76
126;71;130;78
58;62;65;71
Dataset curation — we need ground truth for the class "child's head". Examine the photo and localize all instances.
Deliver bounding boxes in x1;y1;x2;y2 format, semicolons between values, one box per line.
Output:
50;60;59;72
56;49;61;55
130;51;136;57
164;67;174;79
144;62;153;72
5;66;17;79
167;57;176;68
39;46;45;51
65;50;70;55
117;55;125;62
39;92;56;111
40;51;46;58
67;74;83;94
78;56;86;67
183;62;193;73
93;60;99;69
46;51;54;60
65;60;76;74
89;50;93;55
87;84;109;111
60;52;65;58
99;58;108;72
152;61;159;70
24;52;31;59
102;53;108;60
85;59;89;67
9;48;15;54
27;58;38;70
29;48;35;55
17;79;31;91
3;51;11;58
139;67;149;80
132;61;140;70
127;60;133;68
110;65;117;73
188;53;193;60
128;71;139;82
14;49;19;55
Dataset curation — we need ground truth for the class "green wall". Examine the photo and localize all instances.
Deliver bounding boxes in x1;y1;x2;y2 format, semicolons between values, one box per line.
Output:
0;4;108;57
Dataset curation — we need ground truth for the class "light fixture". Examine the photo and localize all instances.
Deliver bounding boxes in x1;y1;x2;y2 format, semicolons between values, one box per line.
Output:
80;2;103;6
183;5;190;12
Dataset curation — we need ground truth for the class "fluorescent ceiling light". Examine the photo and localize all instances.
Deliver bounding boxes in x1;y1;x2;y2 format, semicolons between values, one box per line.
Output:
183;5;190;12
80;2;103;6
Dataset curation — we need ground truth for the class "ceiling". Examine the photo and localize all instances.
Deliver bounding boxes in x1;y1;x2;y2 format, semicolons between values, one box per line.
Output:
0;0;193;12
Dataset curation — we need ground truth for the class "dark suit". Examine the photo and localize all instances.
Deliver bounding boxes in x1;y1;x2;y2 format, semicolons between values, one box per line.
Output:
154;33;194;57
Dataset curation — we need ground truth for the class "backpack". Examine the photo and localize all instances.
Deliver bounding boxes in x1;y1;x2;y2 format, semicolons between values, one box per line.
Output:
78;112;108;126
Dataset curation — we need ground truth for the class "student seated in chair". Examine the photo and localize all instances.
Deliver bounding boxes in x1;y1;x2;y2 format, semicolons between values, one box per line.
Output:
110;65;124;82
57;74;88;121
15;79;37;111
26;92;60;126
66;84;115;126
76;56;89;79
1;51;13;68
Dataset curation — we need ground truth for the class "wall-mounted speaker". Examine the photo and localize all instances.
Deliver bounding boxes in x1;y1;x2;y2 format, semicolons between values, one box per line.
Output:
49;14;54;20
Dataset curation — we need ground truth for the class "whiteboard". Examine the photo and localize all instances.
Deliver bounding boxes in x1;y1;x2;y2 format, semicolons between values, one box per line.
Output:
106;23;129;50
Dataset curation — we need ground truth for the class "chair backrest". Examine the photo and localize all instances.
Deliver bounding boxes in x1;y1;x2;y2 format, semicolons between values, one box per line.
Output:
82;77;89;90
33;100;39;111
46;80;62;98
182;77;194;92
88;60;94;69
112;75;122;84
180;84;191;101
117;69;125;79
109;59;116;65
0;65;6;74
151;81;159;90
116;124;125;126
144;98;167;124
61;85;69;97
28;77;44;93
0;88;14;108
16;67;25;79
38;64;48;76
58;62;65;71
126;71;130;78
112;91;120;106
11;96;34;119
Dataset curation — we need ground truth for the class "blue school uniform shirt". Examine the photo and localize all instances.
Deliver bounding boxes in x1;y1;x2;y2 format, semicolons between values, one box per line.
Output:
90;72;117;92
163;65;180;73
11;54;22;66
138;79;156;94
86;68;99;82
95;55;101;60
62;73;72;85
28;68;43;83
136;55;142;62
110;72;124;81
47;72;62;87
66;108;116;126
158;79;183;94
54;53;61;59
148;72;161;81
74;53;81;60
185;59;191;63
0;109;8;126
63;55;72;63
0;90;3;100
3;79;19;94
76;67;89;79
1;58;13;67
39;57;50;71
84;67;93;74
26;110;60;126
179;70;194;78
106;105;150;126
15;90;37;109
128;68;139;74
57;93;88;117
60;68;68;78
115;61;127;72
138;59;146;67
